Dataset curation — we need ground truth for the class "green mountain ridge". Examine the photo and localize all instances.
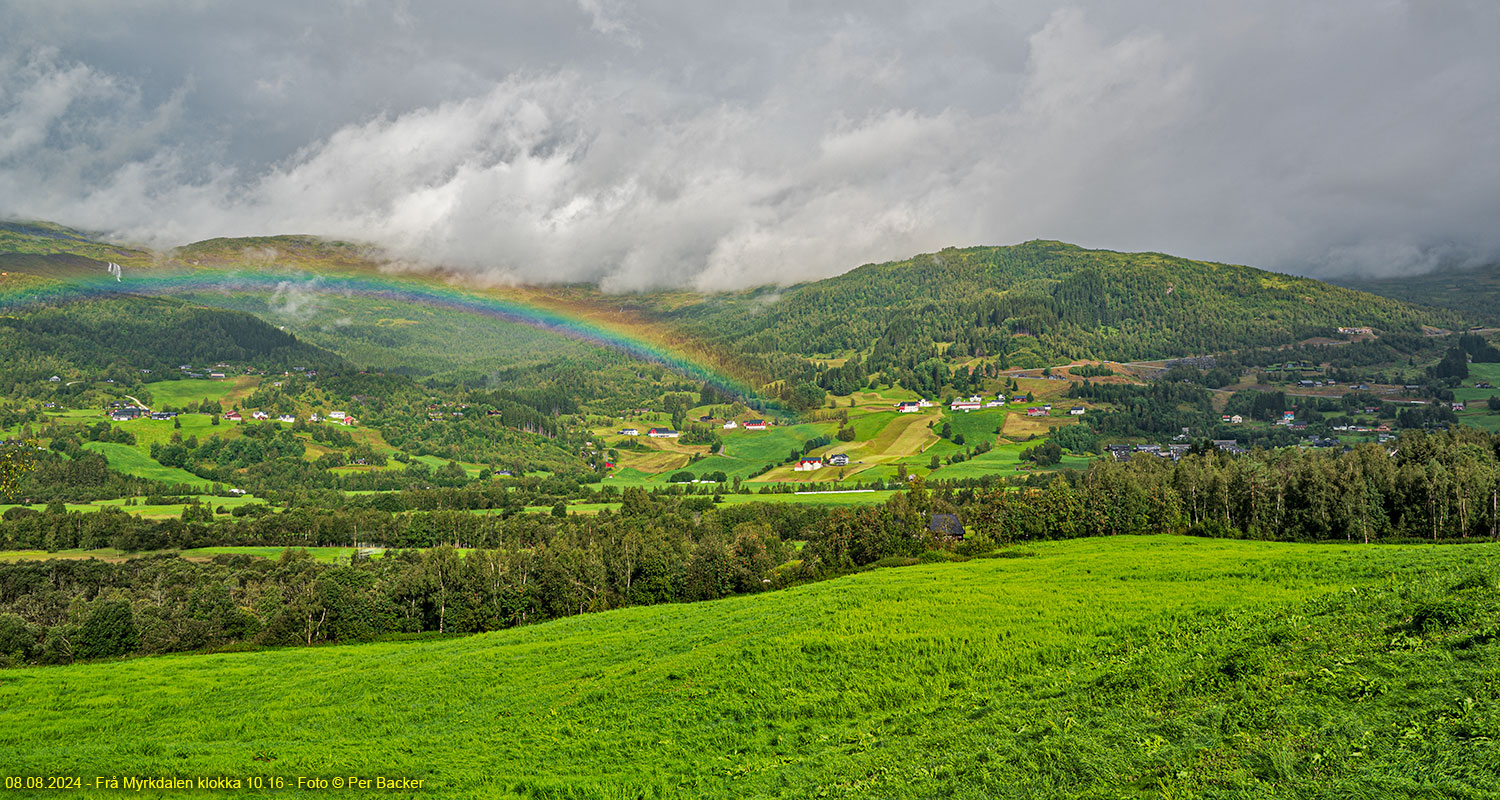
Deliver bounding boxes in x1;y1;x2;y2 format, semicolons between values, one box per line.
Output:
0;295;349;385
1335;261;1500;326
0;221;1469;382
638;241;1466;365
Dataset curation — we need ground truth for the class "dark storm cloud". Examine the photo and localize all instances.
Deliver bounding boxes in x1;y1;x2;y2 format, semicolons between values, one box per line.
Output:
1;1;1497;289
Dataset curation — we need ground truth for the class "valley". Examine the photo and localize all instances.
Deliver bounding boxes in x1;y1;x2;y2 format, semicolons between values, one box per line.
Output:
2;223;1499;797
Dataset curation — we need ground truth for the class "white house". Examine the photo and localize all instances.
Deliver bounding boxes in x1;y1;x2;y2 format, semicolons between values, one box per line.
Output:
1069;407;1085;416
252;411;270;420
329;411;347;420
619;428;640;436
744;420;768;430
950;401;982;412
278;414;296;423
917;399;934;408
896;401;920;413
722;420;737;429
794;458;824;472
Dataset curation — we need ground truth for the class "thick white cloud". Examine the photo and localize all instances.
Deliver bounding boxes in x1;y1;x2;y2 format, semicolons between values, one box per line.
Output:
1;1;1498;288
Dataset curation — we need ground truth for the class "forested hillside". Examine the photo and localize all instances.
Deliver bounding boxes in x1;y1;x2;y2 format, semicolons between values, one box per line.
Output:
1337;262;1500;325
644;242;1463;369
0;296;347;385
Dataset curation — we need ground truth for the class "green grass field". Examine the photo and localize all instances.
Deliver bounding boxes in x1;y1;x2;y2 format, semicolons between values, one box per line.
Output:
81;442;214;489
140;378;247;409
3;536;1496;797
0;493;267;520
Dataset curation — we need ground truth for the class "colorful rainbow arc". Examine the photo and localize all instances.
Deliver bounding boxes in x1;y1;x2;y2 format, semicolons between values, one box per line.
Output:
0;269;767;403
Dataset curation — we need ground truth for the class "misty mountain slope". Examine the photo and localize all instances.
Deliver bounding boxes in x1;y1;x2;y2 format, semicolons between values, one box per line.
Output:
0;224;1466;380
0;221;156;275
0;227;602;378
637;241;1467;365
1335;263;1500;326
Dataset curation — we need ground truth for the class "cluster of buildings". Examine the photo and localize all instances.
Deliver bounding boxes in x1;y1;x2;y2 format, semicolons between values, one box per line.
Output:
620;419;769;439
892;396;1084;417
1107;440;1248;462
794;453;850;471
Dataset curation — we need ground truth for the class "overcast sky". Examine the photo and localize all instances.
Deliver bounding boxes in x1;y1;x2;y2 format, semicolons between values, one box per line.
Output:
1;1;1497;290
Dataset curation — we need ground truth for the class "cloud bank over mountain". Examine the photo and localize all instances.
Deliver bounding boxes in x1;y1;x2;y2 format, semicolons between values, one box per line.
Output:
2;2;1497;290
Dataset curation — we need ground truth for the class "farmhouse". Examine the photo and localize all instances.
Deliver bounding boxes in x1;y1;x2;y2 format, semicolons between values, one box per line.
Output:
895;401;920;413
1069;407;1085;416
224;411;242;421
328;411;346;420
927;513;965;539
252;411;270;420
647;428;680;438
722;420;737;429
149;412;177;420
278;414;297;423
950;400;981;412
110;407;145;421
744;420;767;430
917;399;934;408
827;453;849;466
1025;407;1046;417
793;458;824;472
985;399;1005;408
619;428;640;436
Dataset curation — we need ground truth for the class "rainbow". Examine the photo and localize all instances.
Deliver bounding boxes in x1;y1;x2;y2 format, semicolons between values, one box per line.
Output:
0;266;768;403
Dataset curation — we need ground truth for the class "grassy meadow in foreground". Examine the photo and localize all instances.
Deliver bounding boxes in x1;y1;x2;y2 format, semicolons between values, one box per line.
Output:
1;537;1498;798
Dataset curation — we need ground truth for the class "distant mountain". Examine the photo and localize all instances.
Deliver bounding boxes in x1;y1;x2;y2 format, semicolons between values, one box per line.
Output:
1333;263;1500;326
1;294;348;380
630;241;1467;367
0;220;155;272
0;222;1466;383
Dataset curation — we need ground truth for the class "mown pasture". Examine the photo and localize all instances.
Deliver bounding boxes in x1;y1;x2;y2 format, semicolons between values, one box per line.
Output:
2;536;1495;797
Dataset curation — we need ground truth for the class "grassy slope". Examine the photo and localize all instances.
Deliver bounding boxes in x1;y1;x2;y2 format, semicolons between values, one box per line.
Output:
3;537;1496;798
81;442;212;489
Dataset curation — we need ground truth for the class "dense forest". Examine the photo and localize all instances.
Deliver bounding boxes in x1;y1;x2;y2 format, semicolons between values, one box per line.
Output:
634;242;1461;378
1337;260;1500;326
0;295;347;385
